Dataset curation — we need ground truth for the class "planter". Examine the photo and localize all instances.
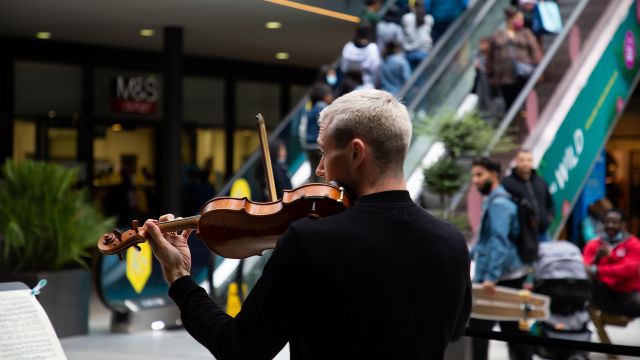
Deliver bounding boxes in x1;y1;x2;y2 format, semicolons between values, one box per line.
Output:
0;269;90;337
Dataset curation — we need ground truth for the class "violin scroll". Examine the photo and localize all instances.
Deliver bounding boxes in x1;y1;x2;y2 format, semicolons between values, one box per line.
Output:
98;220;146;261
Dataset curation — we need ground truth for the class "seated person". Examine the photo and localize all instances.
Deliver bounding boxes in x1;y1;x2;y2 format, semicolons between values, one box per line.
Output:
583;209;640;318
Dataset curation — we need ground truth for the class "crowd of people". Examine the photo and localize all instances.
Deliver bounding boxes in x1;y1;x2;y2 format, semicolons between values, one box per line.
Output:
334;0;467;97
470;153;640;359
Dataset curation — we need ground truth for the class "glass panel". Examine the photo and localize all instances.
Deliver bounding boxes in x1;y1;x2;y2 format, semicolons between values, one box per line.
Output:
92;125;156;225
184;77;224;126
290;85;308;112
195;128;226;191
48;128;77;161
15;62;82;117
403;0;512;176
233;130;260;174
235;81;280;128
13;119;36;162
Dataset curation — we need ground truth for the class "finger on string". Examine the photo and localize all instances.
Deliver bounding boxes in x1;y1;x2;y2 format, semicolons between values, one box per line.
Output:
145;220;169;253
182;229;194;240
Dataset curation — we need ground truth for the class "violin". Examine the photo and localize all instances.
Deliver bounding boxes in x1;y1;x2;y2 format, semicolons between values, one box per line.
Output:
97;114;351;260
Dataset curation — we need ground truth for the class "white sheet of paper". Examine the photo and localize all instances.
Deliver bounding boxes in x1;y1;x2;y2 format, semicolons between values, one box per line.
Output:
0;289;67;360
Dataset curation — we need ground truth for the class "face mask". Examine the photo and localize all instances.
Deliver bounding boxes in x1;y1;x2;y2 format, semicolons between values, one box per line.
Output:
479;179;493;195
512;19;525;30
603;231;626;244
326;75;337;86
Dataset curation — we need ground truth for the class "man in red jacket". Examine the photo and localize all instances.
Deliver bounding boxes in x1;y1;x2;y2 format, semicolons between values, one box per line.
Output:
583;209;640;317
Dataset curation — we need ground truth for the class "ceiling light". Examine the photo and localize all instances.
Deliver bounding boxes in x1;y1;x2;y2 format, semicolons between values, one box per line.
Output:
265;21;282;29
36;32;52;40
275;52;290;60
112;123;123;132
264;0;360;23
139;29;155;37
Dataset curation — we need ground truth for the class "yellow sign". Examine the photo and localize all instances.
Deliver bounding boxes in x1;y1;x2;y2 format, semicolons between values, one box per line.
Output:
226;282;242;317
126;242;152;294
230;178;251;199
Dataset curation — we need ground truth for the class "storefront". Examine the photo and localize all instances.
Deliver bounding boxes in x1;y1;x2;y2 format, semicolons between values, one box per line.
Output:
0;37;314;221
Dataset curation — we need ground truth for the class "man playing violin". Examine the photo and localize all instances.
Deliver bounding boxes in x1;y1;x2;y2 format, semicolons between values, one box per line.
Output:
145;89;472;359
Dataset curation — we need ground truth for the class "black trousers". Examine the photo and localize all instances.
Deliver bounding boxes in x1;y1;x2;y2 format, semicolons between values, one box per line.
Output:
469;276;533;360
592;280;640;318
499;80;527;111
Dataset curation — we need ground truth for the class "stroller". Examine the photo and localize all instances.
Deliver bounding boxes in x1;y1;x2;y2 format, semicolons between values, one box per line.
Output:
532;240;593;360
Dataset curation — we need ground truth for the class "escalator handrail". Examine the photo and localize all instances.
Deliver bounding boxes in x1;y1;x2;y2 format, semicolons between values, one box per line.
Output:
445;0;592;215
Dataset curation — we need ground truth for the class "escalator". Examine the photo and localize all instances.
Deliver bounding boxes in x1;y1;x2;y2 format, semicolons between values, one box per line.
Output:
225;0;601;299
447;0;640;241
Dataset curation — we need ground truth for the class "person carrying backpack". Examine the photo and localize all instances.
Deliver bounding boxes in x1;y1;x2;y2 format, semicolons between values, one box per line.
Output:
469;157;533;360
502;149;555;244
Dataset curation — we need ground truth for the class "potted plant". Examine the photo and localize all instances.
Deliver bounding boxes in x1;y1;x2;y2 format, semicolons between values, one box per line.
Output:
0;159;114;337
417;109;516;219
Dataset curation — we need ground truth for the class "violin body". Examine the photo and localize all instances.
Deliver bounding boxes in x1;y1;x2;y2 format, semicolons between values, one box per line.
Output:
199;183;350;258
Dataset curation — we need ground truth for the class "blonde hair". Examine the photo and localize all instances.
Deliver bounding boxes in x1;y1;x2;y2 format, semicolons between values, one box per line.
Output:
318;89;412;175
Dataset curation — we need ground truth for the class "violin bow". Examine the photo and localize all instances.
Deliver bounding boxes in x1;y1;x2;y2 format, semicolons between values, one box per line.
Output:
256;114;278;202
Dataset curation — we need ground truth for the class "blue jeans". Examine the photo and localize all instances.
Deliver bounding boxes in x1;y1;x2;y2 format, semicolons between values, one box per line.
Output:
406;50;428;71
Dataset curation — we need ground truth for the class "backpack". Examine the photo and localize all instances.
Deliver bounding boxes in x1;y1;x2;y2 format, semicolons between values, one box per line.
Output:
494;194;540;265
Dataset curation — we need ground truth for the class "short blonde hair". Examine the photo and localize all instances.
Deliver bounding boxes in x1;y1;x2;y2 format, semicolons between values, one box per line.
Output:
318;89;412;174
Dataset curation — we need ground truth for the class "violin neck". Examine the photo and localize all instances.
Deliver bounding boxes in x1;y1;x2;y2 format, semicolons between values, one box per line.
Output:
157;215;200;233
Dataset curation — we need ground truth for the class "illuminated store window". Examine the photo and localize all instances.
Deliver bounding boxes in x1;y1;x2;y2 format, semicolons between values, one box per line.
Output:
13;120;36;162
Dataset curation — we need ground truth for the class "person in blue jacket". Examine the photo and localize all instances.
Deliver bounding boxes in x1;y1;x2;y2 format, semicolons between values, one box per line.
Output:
469;157;532;360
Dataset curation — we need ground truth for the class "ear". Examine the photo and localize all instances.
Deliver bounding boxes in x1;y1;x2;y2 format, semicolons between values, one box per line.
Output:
351;138;366;168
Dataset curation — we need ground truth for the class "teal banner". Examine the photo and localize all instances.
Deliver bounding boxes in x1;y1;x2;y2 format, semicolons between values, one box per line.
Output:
539;1;640;236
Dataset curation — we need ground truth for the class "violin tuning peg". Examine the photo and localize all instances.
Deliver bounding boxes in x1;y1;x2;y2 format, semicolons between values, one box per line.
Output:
131;220;139;232
134;245;142;252
112;228;122;238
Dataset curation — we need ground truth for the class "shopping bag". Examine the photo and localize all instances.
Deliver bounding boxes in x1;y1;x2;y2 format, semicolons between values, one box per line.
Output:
532;1;563;34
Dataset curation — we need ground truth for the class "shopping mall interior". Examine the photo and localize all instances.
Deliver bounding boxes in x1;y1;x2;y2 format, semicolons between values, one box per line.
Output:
2;0;640;359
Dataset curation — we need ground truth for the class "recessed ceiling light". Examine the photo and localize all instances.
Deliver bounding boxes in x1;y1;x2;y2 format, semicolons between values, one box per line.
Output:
112;123;123;132
139;29;155;37
265;21;282;29
275;52;290;60
36;32;52;40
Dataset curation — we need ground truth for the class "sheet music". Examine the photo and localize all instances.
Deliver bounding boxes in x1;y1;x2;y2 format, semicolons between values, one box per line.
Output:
0;289;67;360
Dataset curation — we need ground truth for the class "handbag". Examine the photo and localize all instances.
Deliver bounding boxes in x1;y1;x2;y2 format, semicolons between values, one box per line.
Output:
507;41;536;80
532;0;563;34
515;61;535;78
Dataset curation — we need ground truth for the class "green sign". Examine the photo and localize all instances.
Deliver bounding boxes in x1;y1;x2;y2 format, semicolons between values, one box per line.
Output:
539;1;640;236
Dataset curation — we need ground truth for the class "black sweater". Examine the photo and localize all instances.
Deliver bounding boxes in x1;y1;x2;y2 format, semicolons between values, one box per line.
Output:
502;168;555;232
169;191;471;360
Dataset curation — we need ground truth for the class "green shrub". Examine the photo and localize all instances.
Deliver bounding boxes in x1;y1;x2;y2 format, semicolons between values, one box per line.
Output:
0;160;115;272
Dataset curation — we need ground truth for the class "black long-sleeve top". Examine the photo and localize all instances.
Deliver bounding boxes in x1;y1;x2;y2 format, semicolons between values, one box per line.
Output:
502;168;555;232
169;190;472;359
